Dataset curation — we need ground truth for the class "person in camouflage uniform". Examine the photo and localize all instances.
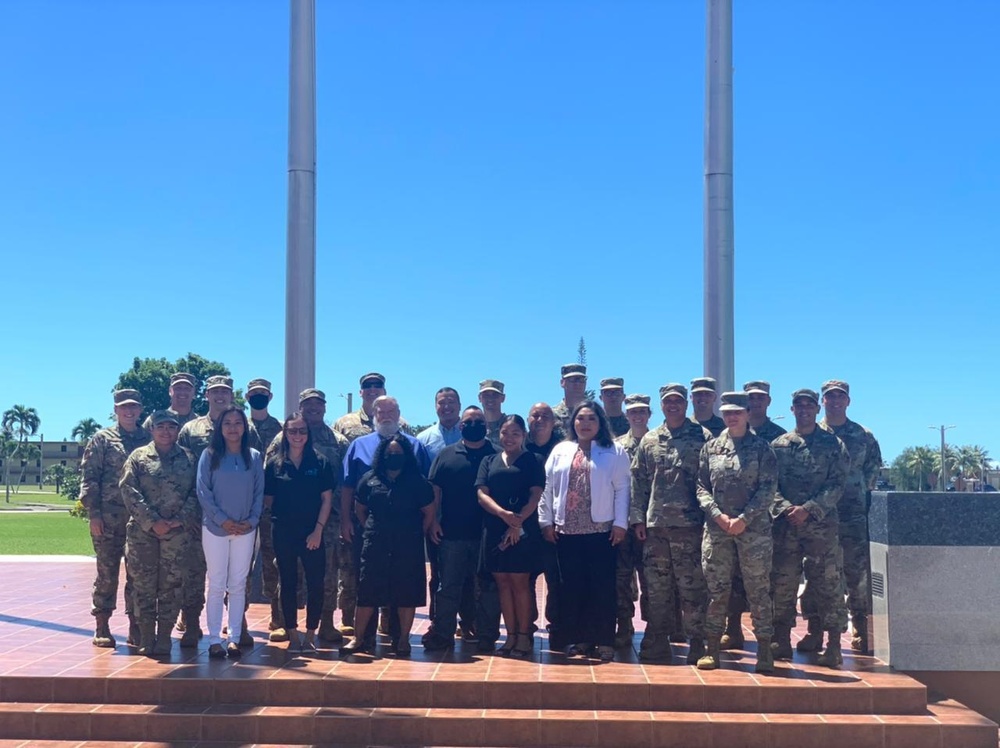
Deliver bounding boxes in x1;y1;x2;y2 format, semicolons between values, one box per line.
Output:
141;372;199;431
79;389;151;648
334;372;411;441
552;364;588;434
695;392;778;673
600;378;630;438
612;394;651;648
799;380;882;654
174;375;234;647
630;383;712;663
770;388;850;668
689;377;725;437
718;380;788;651
119;410;200;656
478;380;507;449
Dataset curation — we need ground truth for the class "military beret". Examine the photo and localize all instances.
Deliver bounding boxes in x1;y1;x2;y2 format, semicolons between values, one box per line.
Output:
690;377;717;394
624;394;652;411
743;380;771;395
561;363;587;378
150;409;179;426
205;375;233;391
821;379;850;396
299;388;326;403
246;378;272;393
170;372;197;387
479;379;505;394
659;383;688;400
719;391;749;412
792;388;820;404
113;389;142;406
600;377;624;390
359;372;386;387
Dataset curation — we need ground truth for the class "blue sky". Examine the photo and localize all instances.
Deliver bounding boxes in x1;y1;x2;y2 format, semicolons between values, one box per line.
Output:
2;1;997;463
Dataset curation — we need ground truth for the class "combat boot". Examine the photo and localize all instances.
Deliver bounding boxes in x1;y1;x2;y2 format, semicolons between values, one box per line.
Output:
771;625;793;660
638;632;671;662
614;616;634;649
153;620;173;656
696;636;721;670
126;615;141;647
796;617;823;652
92;611;115;648
268;599;283;631
179;610;202;648
850;613;869;653
719;615;745;650
686;637;706;665
816;631;843;668
318;610;344;644
137;623;157;657
238;615;254;648
668;631;688;643
754;638;774;673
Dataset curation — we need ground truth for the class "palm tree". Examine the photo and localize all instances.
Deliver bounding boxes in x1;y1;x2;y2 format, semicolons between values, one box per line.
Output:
2;405;40;503
954;445;991;489
72;418;102;444
13;443;41;494
904;446;937;491
932;445;958;490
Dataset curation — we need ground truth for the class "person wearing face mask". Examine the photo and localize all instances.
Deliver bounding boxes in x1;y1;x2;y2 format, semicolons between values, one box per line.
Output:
247;379;282;454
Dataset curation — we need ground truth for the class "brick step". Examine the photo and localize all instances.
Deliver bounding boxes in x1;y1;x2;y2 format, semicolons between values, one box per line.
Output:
0;673;929;715
0;702;996;747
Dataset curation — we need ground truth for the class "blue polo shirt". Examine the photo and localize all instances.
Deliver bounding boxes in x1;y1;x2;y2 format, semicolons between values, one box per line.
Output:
416;422;462;463
342;431;432;490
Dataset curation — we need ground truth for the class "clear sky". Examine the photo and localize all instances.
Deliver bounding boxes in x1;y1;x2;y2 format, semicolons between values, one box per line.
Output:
2;1;997;463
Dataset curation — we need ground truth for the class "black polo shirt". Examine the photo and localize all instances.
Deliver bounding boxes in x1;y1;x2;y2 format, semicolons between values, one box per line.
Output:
428;441;495;541
264;449;336;537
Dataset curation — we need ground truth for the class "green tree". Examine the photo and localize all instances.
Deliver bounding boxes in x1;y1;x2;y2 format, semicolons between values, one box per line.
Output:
933;445;958;488
14;443;41;493
44;464;72;494
114;353;244;418
72;417;102;444
576;335;597;401
2;404;41;502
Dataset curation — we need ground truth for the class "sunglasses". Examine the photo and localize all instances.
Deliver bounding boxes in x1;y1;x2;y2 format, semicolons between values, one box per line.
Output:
361;381;383;390
285;427;309;435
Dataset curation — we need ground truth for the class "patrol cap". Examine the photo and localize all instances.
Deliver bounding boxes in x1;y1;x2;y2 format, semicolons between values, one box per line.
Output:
205;375;233;391
600;377;624;390
561;363;587;378
479;379;505;394
170;372;197;388
791;388;820;405
821;379;850;396
113;389;142;406
359;372;386;387
624;394;652;411
150;409;179;426
246;378;272;393
299;388;327;403
743;380;771;395
659;383;688;401
690;377;717;394
719;391;749;412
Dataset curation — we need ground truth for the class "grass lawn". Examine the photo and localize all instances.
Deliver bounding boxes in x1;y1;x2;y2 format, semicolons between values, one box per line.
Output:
0;490;74;510
0;512;94;555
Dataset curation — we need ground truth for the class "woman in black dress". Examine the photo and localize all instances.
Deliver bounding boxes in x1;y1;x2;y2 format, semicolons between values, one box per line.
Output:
342;434;434;657
476;415;546;657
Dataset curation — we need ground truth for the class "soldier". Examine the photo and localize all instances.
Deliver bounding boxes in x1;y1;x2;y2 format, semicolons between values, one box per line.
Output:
695;392;778;672
552;364;588;433
770;388;850;668
600;378;630;437
119;410;199;656
246;378;282;455
79;388;151;648
175;374;234;647
802;380;882;654
630;383;712;663
690;377;725;437
719;380;787;650
478;380;507;449
612;394;652;648
142;372;199;430
333;372;386;442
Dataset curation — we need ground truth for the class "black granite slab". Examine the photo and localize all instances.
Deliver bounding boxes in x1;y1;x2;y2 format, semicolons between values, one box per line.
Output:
869;491;1000;546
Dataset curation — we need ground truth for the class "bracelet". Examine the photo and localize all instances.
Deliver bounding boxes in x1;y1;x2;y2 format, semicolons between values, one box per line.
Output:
316;520;325;528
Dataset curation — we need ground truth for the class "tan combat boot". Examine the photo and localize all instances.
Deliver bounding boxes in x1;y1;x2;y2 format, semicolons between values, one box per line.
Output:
719;615;745;650
816;630;843;668
770;625;793;660
796;617;823;652
179;610;202;648
92;611;115;648
318;609;344;644
696;636;721;670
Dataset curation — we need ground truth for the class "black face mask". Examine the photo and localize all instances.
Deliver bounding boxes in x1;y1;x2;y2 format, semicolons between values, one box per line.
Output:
461;421;487;442
247;394;269;410
384;453;406;471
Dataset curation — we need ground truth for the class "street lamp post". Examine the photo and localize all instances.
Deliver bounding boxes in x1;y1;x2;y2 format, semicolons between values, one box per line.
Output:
929;425;956;490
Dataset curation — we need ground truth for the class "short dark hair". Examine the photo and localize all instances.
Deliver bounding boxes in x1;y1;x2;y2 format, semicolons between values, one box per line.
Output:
435;387;460;401
568;401;615;448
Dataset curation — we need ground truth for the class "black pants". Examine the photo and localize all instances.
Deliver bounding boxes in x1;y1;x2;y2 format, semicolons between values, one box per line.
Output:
273;528;325;631
556;532;616;648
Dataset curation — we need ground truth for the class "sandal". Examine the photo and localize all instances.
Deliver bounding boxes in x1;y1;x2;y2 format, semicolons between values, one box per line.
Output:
510;632;533;659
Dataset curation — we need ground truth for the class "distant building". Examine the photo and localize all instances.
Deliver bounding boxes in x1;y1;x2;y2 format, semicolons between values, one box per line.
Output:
0;438;84;487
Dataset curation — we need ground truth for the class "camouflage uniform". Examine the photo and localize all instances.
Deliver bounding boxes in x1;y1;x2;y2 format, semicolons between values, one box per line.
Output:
614;430;647;622
697;430;777;639
693;415;725;438
608;414;630;438
770;428;849;633
79;423;151;616
551;400;573;435
176;415;217;619
631;419;712;644
333;408;375;442
249;413;283;608
485;415;505;450
119;442;199;632
142;408;197;432
751;418;787;443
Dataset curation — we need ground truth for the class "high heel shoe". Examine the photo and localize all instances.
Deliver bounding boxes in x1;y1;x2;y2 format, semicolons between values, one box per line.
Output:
496;637;517;656
511;632;533;659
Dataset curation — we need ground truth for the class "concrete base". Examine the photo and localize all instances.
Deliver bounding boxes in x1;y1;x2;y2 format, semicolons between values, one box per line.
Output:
906;670;1000;724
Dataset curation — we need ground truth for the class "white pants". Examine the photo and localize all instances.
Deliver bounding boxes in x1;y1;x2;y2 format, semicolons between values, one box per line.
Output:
202;529;256;646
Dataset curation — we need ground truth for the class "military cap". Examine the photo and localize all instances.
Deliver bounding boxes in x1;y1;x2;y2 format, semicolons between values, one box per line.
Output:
150;409;180;426
659;383;688;400
246;378;272;393
743;380;771;395
205;375;233;391
600;377;624;390
299;388;326;403
359;372;386;387
113;389;142;406
690;377;718;394
170;372;197;387
561;363;587;378
719;391;749;412
624;394;652;411
821;379;850;396
479;379;505;394
791;388;820;404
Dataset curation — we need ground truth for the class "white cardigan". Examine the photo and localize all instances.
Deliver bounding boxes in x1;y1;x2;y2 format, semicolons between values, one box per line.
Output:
538;441;631;530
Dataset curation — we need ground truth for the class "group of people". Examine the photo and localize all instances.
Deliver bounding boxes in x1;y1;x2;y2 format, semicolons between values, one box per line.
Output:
78;364;880;673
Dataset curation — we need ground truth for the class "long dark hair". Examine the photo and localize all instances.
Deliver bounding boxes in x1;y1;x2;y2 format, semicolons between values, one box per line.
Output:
371;433;418;480
498;414;527;450
266;411;316;474
568;400;615;448
209;406;252;471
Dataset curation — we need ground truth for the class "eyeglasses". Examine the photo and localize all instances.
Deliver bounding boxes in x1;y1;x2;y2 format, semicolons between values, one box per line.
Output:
285;427;309;435
361;381;383;389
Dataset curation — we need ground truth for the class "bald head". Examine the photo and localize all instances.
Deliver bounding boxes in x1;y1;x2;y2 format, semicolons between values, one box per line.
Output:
528;402;556;445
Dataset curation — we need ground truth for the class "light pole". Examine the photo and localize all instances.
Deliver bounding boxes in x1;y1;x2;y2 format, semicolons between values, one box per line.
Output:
929;425;956;490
